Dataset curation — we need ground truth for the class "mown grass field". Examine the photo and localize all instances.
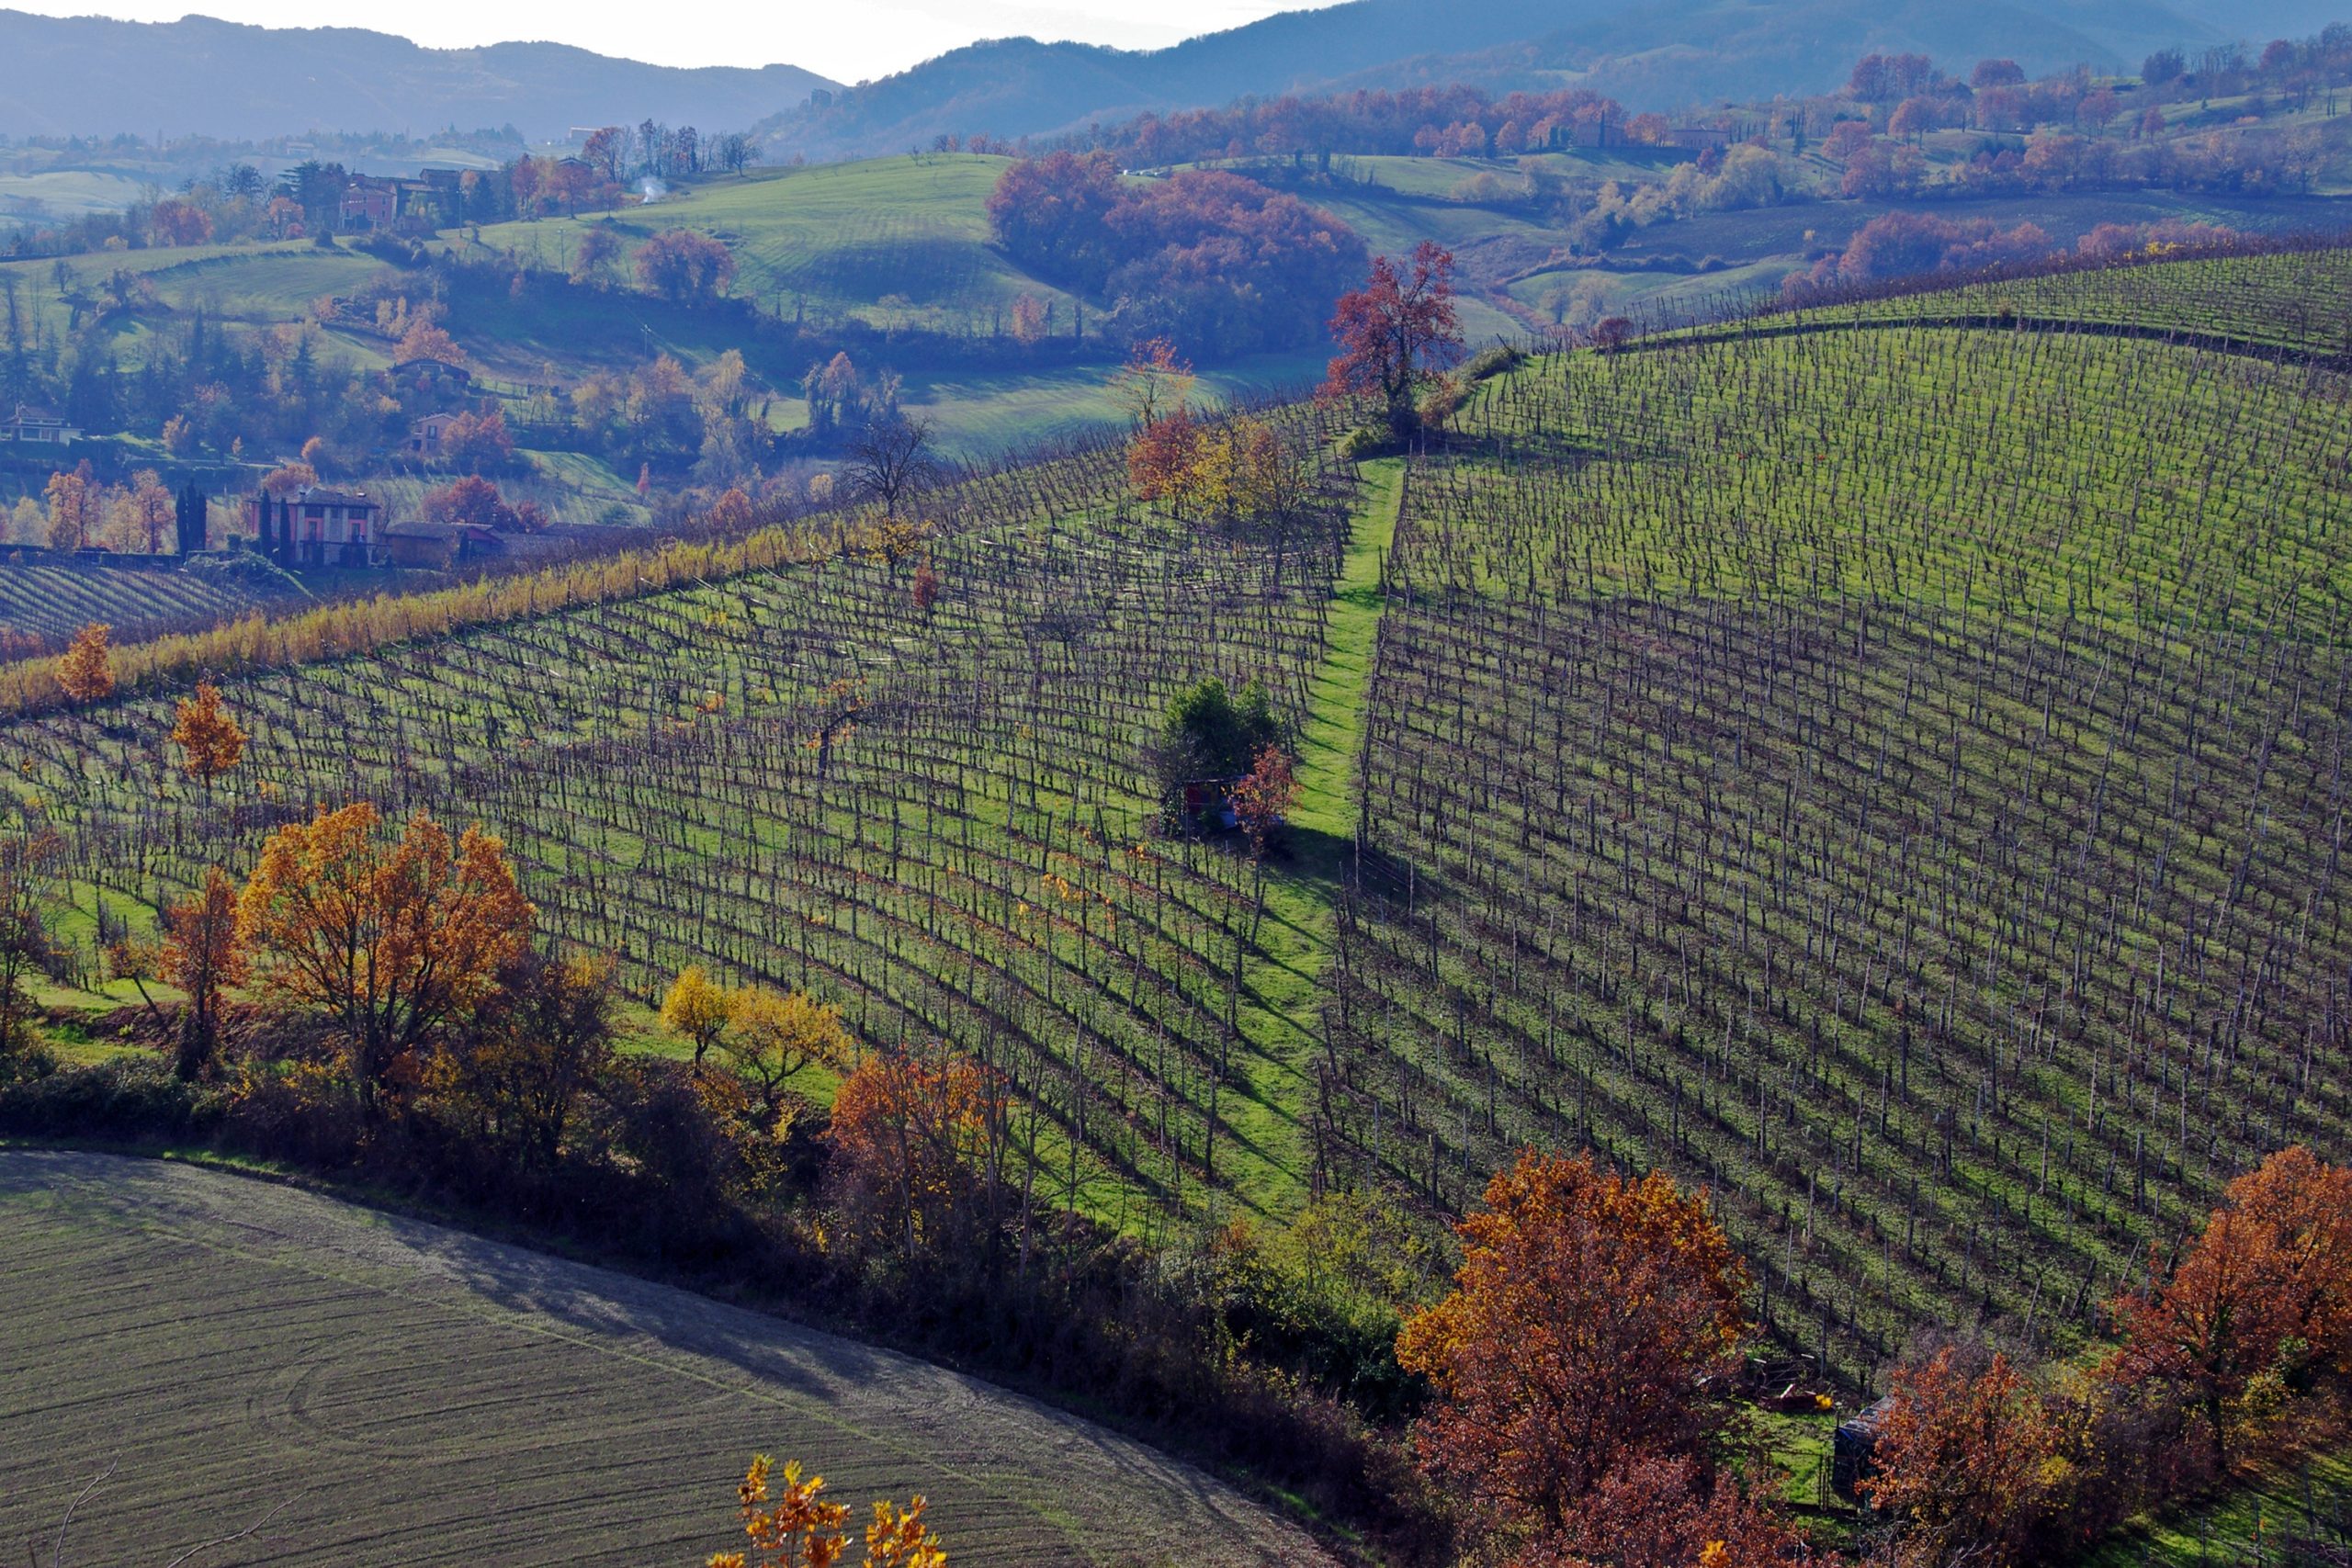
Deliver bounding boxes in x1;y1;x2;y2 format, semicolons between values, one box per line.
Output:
0;1147;1329;1568
472;158;1088;339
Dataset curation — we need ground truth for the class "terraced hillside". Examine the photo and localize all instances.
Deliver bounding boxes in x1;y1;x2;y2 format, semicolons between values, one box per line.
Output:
1317;275;2352;1380
0;1148;1329;1568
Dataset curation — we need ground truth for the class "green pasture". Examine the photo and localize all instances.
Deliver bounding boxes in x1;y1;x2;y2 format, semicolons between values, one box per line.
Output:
471;156;1085;335
0;168;151;219
898;347;1325;457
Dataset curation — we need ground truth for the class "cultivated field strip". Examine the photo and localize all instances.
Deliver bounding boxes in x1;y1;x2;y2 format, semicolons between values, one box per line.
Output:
1315;321;2352;1382
0;1149;1334;1568
1;437;1357;1214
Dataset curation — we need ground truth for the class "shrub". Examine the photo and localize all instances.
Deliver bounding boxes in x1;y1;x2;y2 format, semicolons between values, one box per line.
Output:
0;1054;223;1140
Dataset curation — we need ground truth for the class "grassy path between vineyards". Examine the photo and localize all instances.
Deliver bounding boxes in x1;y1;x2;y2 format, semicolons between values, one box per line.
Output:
1214;457;1404;1219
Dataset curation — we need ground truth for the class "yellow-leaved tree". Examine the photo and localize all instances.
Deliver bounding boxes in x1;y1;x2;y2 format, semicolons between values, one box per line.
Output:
161;865;246;1080
662;964;734;1067
707;1455;944;1568
171;680;247;795
723;985;854;1130
55;623;115;705
237;802;532;1111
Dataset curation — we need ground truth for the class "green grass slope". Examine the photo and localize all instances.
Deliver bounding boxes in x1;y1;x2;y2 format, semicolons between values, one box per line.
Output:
472;159;1085;339
0;1147;1328;1567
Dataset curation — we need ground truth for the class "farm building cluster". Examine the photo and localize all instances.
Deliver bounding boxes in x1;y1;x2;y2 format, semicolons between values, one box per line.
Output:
243;487;491;570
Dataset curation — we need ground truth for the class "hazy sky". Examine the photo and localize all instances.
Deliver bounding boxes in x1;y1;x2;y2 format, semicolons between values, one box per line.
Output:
8;0;1341;80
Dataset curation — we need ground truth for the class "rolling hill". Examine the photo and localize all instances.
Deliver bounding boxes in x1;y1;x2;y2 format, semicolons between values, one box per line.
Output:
0;0;2329;153
5;243;2350;1393
750;0;2327;162
0;11;837;141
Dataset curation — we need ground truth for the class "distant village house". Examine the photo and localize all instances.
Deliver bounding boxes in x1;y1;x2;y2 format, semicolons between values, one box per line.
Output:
338;169;462;235
0;404;81;446
409;412;461;459
246;485;381;568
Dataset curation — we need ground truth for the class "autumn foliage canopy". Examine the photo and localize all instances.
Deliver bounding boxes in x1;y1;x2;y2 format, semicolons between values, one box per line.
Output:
1396;1150;1789;1562
707;1454;944;1568
1319;241;1464;440
827;1047;1007;1262
56;623;115;705
1861;1345;2069;1567
2107;1145;2352;1461
171;680;247;790
236;802;534;1108
1859;1147;2352;1567
988;152;1365;355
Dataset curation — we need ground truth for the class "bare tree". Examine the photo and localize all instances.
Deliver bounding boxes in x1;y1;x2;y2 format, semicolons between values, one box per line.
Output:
842;412;938;517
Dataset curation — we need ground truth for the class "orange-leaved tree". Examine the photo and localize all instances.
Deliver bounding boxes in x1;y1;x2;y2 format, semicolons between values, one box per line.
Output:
45;467;95;551
237;802;533;1111
1126;404;1203;505
172;680;247;795
2107;1145;2352;1466
1516;1451;1804;1568
396;317;467;367
707;1455;944;1568
1861;1344;2067;1568
161;866;247;1080
56;622;115;704
827;1046;1008;1267
1228;742;1299;859
1396;1150;1755;1554
1318;241;1462;442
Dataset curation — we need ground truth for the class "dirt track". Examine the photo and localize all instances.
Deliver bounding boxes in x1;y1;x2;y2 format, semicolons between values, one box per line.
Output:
0;1148;1336;1567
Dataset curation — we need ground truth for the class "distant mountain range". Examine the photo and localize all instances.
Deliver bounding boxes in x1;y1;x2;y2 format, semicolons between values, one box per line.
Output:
0;0;2338;153
0;11;837;141
753;0;2348;161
